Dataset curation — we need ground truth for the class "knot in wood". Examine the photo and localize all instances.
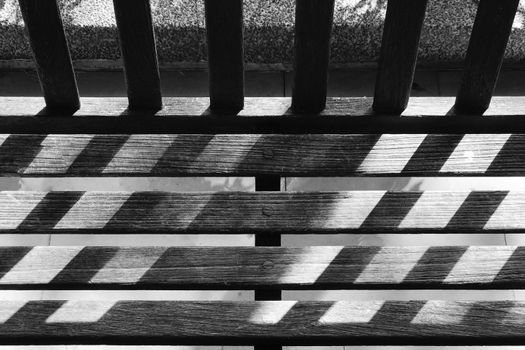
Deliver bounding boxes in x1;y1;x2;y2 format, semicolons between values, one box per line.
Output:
262;148;274;159
262;206;272;217
262;260;274;270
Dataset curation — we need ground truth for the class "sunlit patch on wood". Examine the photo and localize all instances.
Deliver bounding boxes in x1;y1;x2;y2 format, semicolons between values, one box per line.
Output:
24;134;94;175
46;300;115;323
90;247;167;284
279;246;343;284
411;300;470;325
445;246;516;284
249;301;296;325
0;301;27;324
399;192;470;228
357;134;426;174
327;191;385;228
355;247;426;283
103;135;174;174
484;192;525;229
440;134;511;173
0;192;46;229
54;192;131;229
319;301;384;324
0;246;82;284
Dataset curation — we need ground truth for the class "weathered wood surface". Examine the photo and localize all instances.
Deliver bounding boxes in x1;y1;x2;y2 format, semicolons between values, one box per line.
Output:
0;246;522;289
1;300;525;345
455;0;519;114
0;191;521;233
205;0;244;111
255;176;282;303
3;97;525;133
373;0;428;114
113;0;162;110
17;0;80;111
0;133;521;176
292;0;335;113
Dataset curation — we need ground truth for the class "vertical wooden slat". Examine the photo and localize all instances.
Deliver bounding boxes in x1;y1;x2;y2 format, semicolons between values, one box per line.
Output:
373;0;428;114
292;0;335;113
455;0;519;114
113;0;162;110
255;175;281;350
18;0;79;111
205;0;244;112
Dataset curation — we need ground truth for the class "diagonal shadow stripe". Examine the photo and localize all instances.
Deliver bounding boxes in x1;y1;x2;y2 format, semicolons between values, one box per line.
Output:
0;247;33;280
370;300;426;324
402;134;464;174
152;135;215;175
446;191;508;230
460;301;516;328
486;134;525;175
17;192;84;230
361;192;422;230
315;246;382;286
0;135;47;174
67;135;130;175
50;247;119;286
3;300;65;327
403;246;468;286
493;246;525;284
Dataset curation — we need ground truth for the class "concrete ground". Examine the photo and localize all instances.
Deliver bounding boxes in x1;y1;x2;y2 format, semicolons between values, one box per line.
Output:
1;68;525;350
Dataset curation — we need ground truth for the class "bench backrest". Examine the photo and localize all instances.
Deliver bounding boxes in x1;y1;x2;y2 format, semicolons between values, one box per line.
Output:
0;0;524;347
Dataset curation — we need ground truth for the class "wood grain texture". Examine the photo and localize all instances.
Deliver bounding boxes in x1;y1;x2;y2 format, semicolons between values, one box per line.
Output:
17;0;80;111
205;0;244;111
455;0;519;114
4;97;525;133
0;133;521;176
1;300;525;345
255;176;282;303
373;0;428;114
0;246;522;289
0;191;521;233
292;0;335;113
113;0;162;110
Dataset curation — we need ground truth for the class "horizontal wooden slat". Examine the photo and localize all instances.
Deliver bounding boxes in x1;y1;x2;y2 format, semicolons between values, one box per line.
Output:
0;191;521;233
0;246;522;290
0;300;525;345
3;97;525;133
0;133;521;176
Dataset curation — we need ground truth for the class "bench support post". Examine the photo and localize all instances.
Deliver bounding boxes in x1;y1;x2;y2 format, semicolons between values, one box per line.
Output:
255;175;281;350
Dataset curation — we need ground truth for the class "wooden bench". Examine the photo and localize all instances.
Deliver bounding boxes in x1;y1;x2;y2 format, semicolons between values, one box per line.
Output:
1;0;525;346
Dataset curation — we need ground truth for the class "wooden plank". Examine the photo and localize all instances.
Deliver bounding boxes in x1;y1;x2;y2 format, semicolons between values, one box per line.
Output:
2;300;525;345
373;0;428;114
0;133;521;176
112;0;162;110
205;0;244;111
455;0;519;114
17;0;80;111
5;96;525;134
292;0;335;113
0;191;521;233
0;246;522;290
